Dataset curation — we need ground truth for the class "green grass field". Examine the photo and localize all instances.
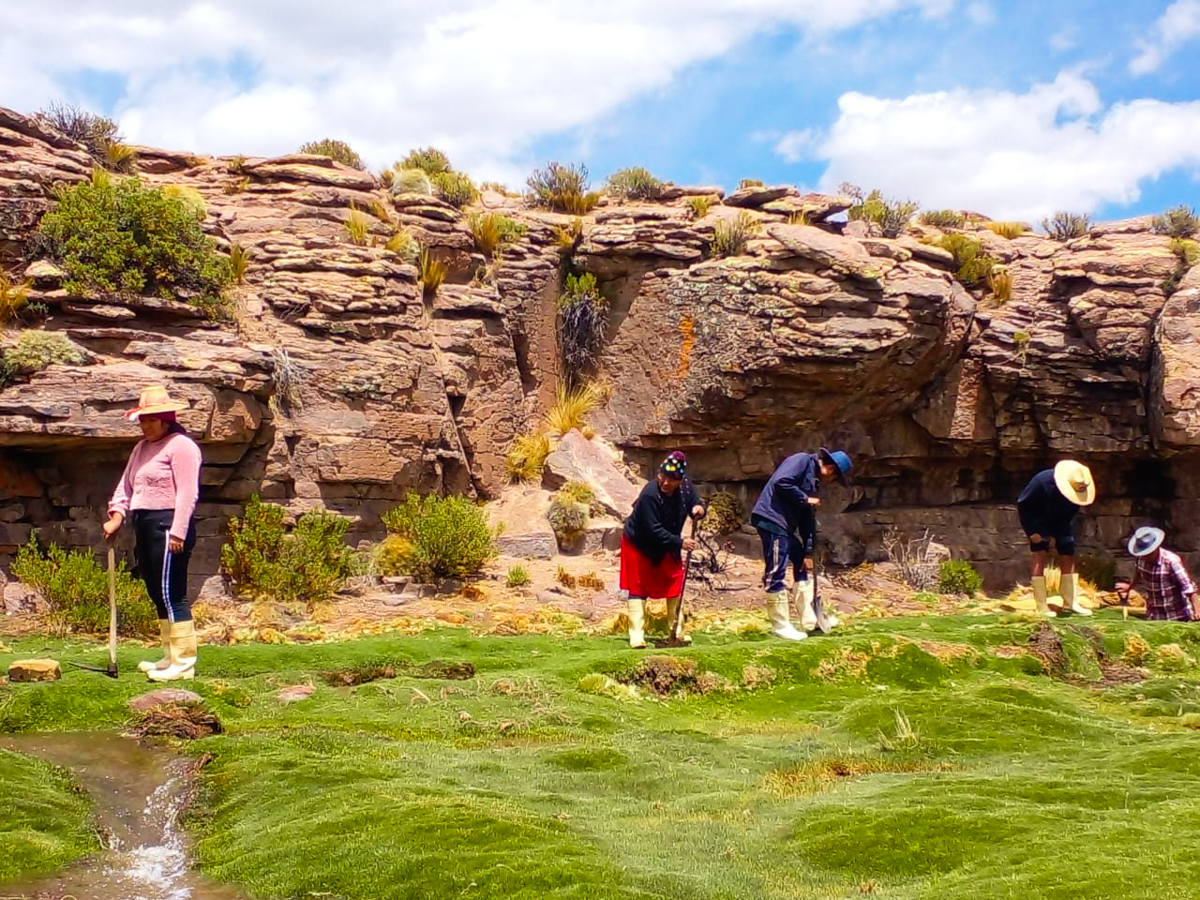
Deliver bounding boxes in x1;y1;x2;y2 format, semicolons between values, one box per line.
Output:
3;613;1200;899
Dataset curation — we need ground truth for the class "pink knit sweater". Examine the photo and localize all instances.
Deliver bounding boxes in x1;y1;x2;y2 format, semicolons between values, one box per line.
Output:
108;433;203;540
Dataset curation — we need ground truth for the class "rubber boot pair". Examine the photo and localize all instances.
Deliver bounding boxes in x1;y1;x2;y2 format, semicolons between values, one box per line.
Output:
766;591;806;641
141;620;197;681
627;596;690;648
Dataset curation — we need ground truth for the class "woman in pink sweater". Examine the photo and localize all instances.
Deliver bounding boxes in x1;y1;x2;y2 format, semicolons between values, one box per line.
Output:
103;386;203;681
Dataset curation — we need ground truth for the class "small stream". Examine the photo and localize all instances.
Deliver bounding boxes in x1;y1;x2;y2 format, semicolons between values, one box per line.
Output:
0;732;242;900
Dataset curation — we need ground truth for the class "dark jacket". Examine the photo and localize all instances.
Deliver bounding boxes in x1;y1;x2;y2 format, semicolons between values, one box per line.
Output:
751;453;819;539
1016;469;1079;536
624;477;700;564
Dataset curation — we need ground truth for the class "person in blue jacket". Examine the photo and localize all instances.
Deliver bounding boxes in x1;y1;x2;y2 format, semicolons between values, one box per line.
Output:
751;448;852;640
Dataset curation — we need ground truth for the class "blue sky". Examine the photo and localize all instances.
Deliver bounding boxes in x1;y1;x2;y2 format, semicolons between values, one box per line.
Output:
1;0;1197;221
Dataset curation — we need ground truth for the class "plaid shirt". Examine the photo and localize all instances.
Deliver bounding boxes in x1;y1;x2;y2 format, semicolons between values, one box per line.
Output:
1135;549;1197;621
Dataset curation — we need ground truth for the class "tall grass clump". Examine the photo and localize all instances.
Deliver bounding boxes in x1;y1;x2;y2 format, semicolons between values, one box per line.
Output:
298;138;364;169
686;195;714;219
1042;211;1091;241
160;184;207;219
506;432;552;483
546;381;601;436
938;559;982;596
0;269;32;324
398;147;451;176
987;221;1026;239
381;494;496;582
1152;205;1199;238
229;243;251;284
419;249;446;294
386;228;420;263
36;176;233;316
38;102;133;171
527;162;600;214
431;171;478;209
1169;237;1200;267
605;167;666;201
548;484;592;544
344;205;371;246
102;142;138;173
392;168;433;196
986;266;1013;304
937;233;998;289
12;535;156;637
506;565;531;588
556;272;608;377
918;210;965;229
846;185;918;238
468;211;527;259
709;211;760;258
220;496;356;609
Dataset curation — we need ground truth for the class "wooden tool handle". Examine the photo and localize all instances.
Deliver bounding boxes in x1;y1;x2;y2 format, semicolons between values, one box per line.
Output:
107;546;118;665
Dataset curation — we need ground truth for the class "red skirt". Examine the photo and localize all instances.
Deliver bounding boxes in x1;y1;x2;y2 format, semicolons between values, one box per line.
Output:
619;534;685;599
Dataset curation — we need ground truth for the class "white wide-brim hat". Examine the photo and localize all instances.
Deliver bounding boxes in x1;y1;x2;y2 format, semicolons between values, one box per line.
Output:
1128;526;1165;557
1054;459;1096;506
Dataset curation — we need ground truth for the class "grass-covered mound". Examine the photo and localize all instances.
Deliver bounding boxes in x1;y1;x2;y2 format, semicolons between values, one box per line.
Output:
3;613;1200;898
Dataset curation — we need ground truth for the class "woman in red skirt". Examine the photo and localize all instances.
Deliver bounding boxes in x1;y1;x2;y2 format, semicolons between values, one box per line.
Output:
620;451;706;647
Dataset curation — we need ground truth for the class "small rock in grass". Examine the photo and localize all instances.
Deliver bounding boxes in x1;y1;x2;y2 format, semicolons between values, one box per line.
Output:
7;659;60;682
128;688;203;711
276;684;315;704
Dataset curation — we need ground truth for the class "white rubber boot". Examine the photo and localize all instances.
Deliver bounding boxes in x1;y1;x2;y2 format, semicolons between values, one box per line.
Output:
147;620;197;681
137;620;171;673
796;579;818;632
1061;572;1091;616
627;595;647;649
1031;575;1055;617
665;596;691;644
766;592;806;641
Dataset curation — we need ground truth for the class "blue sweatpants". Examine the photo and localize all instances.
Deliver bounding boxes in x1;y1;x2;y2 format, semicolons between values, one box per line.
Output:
132;509;197;622
758;528;810;594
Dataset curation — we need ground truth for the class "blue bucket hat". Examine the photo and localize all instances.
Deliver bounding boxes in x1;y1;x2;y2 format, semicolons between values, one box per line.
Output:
819;448;852;486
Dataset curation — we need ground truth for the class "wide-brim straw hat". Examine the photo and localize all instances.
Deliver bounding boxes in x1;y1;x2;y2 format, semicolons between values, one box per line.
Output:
1128;526;1165;557
124;385;189;421
1053;459;1096;506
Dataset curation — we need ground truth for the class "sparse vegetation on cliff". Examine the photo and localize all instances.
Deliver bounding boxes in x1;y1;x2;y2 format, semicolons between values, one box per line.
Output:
548;482;594;544
545;382;601;437
418;248;446;295
386;227;420;263
1042;211;1091;241
0;268;33;324
986;266;1013;304
38;102;135;172
709;211;760;258
846;185;918;238
686;195;714;219
228;243;250;284
343;205;372;246
398;147;451;176
527;162;600;214
506;431;552;482
431;171;478;208
936;233;998;289
468;211;527;259
381;493;496;582
298;138;364;169
986;221;1026;239
36;175;233;316
1;332;89;384
1152;205;1199;238
556;272;608;378
605;167;666;201
392;168;433;196
918;209;966;229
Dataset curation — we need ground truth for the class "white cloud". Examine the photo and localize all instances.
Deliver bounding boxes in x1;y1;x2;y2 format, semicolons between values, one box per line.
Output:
1131;0;1200;74
774;128;816;163
0;0;951;180
794;71;1200;222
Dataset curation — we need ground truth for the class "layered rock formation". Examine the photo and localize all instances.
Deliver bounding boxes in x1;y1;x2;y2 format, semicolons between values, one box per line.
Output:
1;105;1197;589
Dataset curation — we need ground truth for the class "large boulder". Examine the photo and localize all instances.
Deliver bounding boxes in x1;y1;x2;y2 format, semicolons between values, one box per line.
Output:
544;431;640;518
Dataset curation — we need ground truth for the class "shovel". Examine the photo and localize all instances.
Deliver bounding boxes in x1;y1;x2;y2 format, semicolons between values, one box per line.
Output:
656;519;696;649
70;546;119;678
809;538;834;635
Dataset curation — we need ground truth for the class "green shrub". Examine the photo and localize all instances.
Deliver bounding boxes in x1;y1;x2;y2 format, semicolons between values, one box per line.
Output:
1152;205;1199;238
398;147;451;176
557;272;608;376
11;535;156;637
710;211;760;258
605;167;666;201
431;171;478;208
937;559;982;596
848;188;918;237
686;195;714;219
160;184;207;219
912;590;940;606
1042;211;1091;241
558;481;596;507
392;168;433;196
371;535;412;578
1169;237;1200;267
526;162;600;214
298;138;364;169
467;211;526;259
507;565;531;588
548;491;590;544
699;491;744;536
381;494;496;582
3;331;89;380
220;496;355;609
936;233;999;288
38;102;124;169
918;209;965;229
36;176;233;316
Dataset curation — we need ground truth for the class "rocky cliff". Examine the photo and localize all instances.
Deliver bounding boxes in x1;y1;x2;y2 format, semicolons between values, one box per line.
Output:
1;105;1197;590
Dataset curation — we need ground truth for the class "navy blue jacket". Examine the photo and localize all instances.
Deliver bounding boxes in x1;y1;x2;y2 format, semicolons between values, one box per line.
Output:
1016;469;1079;537
751;453;819;539
624;478;701;564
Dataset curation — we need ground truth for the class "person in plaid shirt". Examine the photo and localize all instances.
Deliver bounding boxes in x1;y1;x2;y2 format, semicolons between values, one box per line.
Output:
1117;527;1198;621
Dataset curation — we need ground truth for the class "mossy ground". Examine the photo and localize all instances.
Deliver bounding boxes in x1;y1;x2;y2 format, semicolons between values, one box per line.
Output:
3;612;1200;898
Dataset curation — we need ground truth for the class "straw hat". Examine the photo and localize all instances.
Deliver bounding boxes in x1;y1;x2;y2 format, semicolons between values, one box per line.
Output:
1128;526;1165;557
1053;459;1096;506
124;385;189;421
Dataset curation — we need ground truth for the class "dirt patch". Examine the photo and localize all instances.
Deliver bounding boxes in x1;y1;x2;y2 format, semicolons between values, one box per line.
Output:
1098;663;1147;686
323;659;476;686
764;754;953;797
128;702;222;740
627;655;698;694
1027;622;1068;675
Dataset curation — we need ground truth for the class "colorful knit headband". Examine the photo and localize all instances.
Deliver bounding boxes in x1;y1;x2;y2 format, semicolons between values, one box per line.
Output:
660;451;687;478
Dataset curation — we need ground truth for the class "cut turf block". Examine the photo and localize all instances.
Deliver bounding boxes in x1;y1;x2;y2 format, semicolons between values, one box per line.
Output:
7;658;60;682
